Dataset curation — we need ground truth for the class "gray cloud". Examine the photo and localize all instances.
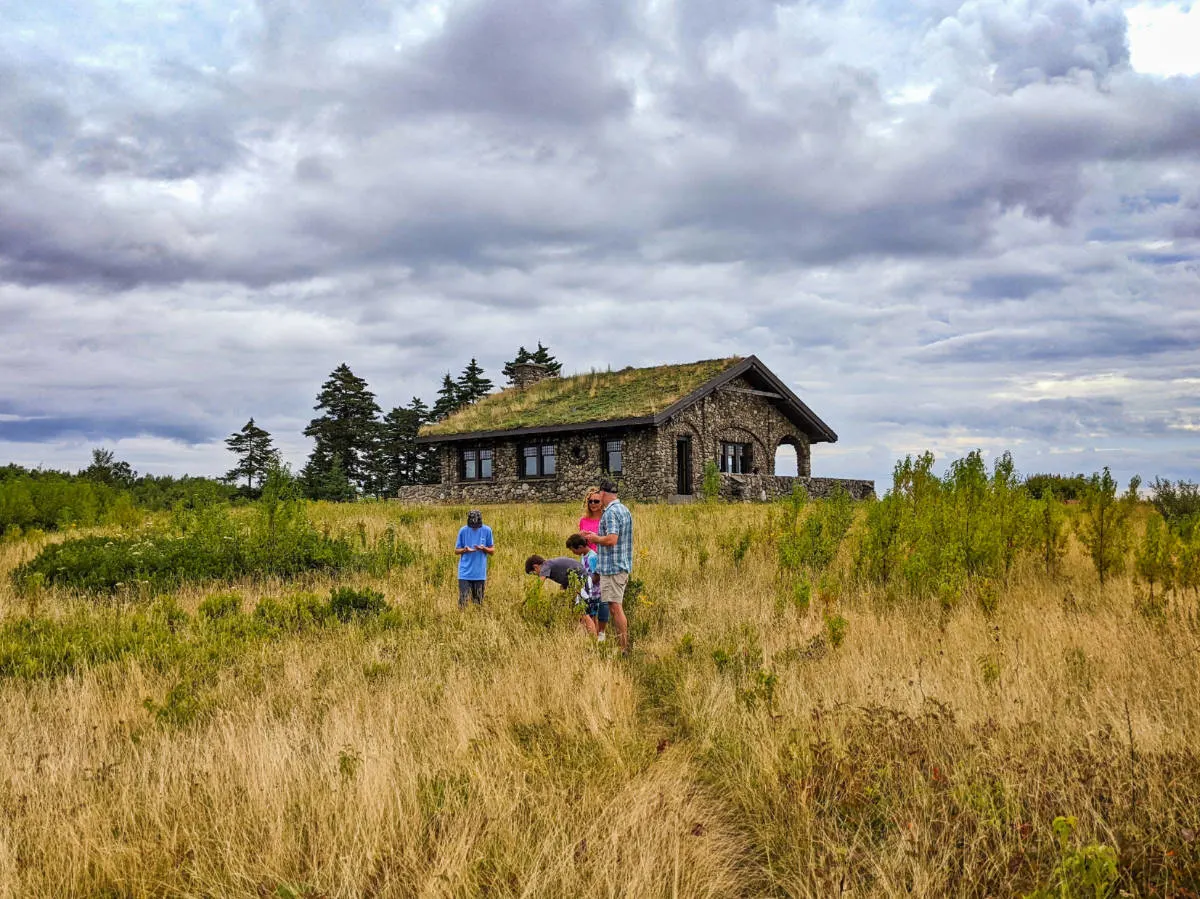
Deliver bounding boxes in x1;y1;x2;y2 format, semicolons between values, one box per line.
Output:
0;0;1198;487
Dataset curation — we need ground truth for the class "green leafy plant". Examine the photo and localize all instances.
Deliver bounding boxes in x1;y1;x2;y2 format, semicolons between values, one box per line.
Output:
824;612;848;648
701;460;722;502
1134;511;1176;600
1024;815;1118;899
1076;468;1140;587
328;586;388;622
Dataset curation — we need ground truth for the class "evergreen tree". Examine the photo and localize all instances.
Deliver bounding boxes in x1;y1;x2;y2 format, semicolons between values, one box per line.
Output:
456;358;493;404
82;448;136;489
302;363;382;496
1076;468;1141;587
224;418;278;492
502;346;533;385
301;452;355;502
1135;511;1176;600
377;400;427;493
431;372;465;422
502;342;561;384
529;341;562;375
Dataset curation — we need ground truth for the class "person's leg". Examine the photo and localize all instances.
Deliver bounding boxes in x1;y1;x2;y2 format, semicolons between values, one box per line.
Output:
601;573;629;651
579;613;598;636
471;580;486;606
595;596;610;640
458;579;470;610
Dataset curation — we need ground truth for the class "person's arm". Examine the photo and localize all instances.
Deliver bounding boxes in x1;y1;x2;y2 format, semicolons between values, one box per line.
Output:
476;528;495;555
455;530;475;555
582;532;619;547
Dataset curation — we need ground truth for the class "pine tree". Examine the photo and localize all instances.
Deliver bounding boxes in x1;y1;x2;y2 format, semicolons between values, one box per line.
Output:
377;400;426;493
431;372;465;422
82;448;136;489
224;418;278;492
502;346;534;385
1135;511;1176;600
302;363;382;496
456;358;493;404
301;452;355;502
529;341;562;374
502;343;561;384
1076;468;1141;587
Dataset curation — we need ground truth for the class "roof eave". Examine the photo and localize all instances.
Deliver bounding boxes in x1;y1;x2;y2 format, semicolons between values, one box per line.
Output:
651;355;838;443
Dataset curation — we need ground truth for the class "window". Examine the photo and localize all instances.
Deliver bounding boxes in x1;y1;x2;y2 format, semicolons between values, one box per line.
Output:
521;444;556;478
603;438;623;474
720;442;753;474
461;447;493;480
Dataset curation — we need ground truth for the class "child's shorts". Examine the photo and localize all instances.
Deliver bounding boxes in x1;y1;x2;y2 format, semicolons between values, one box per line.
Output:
577;593;610;623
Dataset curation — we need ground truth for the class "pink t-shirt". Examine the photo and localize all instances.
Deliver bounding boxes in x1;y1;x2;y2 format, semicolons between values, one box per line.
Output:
578;516;601;551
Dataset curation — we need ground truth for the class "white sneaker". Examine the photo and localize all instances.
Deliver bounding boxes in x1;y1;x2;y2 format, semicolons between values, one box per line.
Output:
597;633;607;642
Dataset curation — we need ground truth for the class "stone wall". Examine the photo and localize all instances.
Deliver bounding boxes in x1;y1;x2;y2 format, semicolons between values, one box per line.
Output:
718;474;875;502
405;427;660;505
395;473;874;505
654;374;813;497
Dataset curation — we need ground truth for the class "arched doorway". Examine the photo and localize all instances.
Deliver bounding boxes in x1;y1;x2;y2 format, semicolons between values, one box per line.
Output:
774;439;799;476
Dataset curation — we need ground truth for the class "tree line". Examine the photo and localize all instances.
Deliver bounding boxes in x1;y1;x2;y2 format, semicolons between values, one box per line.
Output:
229;343;562;501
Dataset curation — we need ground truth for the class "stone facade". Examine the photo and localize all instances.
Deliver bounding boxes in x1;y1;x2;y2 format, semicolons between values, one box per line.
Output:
398;373;875;505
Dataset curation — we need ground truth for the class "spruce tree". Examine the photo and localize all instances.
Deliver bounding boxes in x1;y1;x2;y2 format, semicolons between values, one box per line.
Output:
431;372;465;422
1076;468;1141;587
502;343;561;384
224;418;278;492
456;358;493;404
377;401;426;493
502;346;534;385
302;363;381;496
529;341;562;375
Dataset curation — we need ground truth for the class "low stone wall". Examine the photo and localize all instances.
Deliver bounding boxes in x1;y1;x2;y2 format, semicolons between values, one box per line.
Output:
719;474;875;502
396;474;875;505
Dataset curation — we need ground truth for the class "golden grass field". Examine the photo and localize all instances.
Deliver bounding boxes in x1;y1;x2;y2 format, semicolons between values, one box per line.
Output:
0;500;1197;898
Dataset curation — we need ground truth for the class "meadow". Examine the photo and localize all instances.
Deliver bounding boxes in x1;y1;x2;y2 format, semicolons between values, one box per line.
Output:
0;465;1197;898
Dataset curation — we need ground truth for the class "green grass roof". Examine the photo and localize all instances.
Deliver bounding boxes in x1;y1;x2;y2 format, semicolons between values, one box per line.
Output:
420;357;743;437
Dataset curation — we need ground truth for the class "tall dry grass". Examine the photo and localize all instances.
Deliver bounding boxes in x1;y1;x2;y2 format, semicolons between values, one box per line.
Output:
0;501;1197;897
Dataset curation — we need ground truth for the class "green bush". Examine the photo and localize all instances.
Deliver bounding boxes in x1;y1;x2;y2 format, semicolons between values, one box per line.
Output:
329;586;387;622
0;588;399;685
199;592;242;621
11;490;415;594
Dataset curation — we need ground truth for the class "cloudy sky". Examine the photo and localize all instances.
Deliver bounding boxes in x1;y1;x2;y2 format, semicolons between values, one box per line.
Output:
2;0;1198;486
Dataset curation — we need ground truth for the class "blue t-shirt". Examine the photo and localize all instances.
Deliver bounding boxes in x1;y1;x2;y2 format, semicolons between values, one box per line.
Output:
456;525;494;580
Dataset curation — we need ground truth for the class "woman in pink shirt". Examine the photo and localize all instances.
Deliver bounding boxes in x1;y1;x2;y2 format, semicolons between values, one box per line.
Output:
578;487;602;551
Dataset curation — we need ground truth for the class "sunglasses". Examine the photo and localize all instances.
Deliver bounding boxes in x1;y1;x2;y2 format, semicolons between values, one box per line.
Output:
587;499;601;505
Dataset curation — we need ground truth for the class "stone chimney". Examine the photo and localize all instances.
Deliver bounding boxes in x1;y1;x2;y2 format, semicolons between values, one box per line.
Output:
510;362;557;389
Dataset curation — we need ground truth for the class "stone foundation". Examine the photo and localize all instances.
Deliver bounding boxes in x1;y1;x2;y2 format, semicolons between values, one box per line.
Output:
719;474;875;502
396;474;874;505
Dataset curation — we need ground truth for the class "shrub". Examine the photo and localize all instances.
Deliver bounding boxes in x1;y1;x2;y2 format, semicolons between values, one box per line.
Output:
700;461;722;502
10;490;412;594
199;592;242;621
1076;469;1140;587
329;586;388;622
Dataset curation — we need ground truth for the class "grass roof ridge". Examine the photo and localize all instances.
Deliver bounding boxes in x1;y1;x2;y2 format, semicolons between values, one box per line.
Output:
420;356;743;437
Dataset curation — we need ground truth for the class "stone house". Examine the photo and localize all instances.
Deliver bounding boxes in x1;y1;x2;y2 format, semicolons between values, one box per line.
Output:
397;356;873;504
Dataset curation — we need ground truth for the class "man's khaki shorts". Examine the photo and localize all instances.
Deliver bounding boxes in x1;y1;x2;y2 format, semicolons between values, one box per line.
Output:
600;571;629;606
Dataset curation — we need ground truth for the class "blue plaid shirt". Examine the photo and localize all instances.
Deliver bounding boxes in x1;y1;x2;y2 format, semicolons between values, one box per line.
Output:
597;500;633;575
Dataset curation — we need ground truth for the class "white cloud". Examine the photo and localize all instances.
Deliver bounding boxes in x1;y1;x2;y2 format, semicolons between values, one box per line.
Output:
1127;2;1200;77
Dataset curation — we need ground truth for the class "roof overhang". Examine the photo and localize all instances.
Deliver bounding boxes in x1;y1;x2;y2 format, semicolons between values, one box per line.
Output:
416;355;838;445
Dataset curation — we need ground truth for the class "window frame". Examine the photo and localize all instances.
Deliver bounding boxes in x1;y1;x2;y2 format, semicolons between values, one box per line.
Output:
719;441;753;475
460;446;495;481
602;437;624;475
519;442;557;478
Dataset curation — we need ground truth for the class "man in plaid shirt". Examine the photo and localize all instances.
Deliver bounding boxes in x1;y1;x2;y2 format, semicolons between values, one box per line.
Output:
580;478;633;652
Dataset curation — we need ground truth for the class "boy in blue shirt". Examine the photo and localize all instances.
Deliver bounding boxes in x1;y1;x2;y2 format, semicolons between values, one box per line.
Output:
455;509;495;608
566;533;609;641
